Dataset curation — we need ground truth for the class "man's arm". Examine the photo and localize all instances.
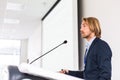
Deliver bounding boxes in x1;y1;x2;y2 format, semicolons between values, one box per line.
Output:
67;70;84;79
97;42;112;80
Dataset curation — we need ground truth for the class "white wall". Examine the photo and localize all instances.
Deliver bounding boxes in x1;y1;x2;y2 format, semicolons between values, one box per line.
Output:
41;0;78;71
20;39;28;63
27;23;42;67
82;0;120;80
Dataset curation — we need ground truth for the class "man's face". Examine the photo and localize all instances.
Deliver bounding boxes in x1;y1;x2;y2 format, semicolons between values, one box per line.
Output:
80;21;93;39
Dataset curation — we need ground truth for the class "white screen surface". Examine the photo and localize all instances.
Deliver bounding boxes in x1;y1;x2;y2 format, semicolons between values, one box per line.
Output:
42;0;75;71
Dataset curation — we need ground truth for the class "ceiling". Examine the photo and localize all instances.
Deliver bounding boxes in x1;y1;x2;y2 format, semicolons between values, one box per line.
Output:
0;0;57;40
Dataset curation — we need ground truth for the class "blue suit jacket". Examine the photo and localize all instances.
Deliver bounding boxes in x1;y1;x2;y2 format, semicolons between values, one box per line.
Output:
67;38;112;80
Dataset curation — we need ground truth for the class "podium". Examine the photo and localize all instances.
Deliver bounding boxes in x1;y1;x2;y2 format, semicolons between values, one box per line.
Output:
6;63;83;80
8;65;48;80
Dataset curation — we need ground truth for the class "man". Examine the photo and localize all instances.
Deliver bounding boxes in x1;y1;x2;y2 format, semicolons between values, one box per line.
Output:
60;17;112;80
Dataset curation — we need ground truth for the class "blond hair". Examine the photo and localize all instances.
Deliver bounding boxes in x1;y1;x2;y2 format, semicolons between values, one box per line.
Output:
82;17;101;38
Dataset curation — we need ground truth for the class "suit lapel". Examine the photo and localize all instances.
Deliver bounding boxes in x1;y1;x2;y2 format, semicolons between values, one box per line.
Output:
85;38;99;62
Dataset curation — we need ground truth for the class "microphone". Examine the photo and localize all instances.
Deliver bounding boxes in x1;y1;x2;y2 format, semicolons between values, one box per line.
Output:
30;40;67;64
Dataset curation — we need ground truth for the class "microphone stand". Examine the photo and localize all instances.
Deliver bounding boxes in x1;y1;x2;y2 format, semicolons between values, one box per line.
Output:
30;40;67;64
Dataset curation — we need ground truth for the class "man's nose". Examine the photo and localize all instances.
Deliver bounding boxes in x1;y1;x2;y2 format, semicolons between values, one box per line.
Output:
80;27;83;31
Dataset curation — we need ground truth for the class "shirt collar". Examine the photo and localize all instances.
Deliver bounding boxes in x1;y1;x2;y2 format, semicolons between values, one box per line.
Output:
85;36;96;49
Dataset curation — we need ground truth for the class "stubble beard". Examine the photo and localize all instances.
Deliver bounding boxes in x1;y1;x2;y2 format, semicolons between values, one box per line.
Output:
81;32;91;39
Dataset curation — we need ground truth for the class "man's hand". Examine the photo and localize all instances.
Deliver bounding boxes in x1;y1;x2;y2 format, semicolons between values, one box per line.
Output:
59;69;69;74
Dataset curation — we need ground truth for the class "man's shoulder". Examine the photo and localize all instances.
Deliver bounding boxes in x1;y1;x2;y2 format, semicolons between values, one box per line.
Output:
94;38;107;44
94;38;111;50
